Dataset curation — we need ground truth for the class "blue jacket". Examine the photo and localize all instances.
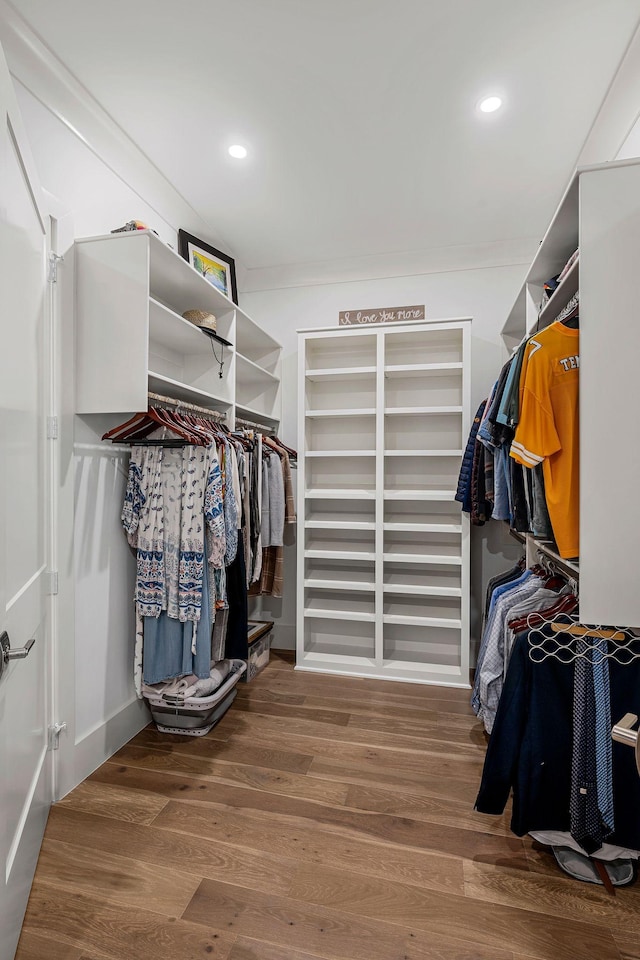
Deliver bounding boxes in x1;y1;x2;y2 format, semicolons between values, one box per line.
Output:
456;400;487;514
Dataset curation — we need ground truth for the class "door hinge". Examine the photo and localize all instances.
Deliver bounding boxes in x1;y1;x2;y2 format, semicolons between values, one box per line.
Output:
48;721;67;750
47;571;59;596
47;416;58;439
48;252;64;283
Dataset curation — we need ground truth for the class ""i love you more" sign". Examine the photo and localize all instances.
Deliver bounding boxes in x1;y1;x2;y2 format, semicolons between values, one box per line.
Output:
339;305;425;326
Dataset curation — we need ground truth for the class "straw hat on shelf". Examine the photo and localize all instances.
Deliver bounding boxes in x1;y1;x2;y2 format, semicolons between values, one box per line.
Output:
182;309;217;332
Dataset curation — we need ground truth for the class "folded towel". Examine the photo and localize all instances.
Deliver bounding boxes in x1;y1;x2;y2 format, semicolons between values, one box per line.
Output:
209;660;232;689
162;674;199;698
177;661;234;699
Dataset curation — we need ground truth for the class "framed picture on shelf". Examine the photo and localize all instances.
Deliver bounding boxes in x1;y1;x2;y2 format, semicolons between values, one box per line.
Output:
178;229;238;304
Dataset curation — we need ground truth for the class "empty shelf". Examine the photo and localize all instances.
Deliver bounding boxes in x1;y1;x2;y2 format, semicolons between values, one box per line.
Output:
235;402;280;425
305;520;376;530
385;406;463;416
384;362;463;377
306;450;375;458
305;550;376;561
147;372;232;410
304;579;376;592
383;522;462;533
235;352;279;386
384;584;462;598
383;614;462;629
384;449;463;458
306;489;376;500
306;366;377;381
303;608;376;623
383;553;462;566
384;490;457;501
306;408;376;418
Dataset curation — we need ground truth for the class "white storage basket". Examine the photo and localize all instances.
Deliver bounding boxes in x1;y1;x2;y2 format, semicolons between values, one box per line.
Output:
142;658;246;736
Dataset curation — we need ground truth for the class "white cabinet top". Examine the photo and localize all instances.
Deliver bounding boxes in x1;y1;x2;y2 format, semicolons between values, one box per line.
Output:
76;229;280;353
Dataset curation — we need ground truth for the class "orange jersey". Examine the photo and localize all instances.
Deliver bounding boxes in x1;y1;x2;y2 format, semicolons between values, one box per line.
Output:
510;322;579;558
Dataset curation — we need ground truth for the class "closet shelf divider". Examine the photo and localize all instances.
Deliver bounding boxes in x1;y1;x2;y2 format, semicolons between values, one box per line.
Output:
305;366;377;380
383;584;462;598
384;405;463;416
306;450;375;457
304;520;376;530
303;609;376;623
304;579;376;592
306;489;376;499
383;614;462;629
384;449;463;458
383;490;457;501
384;362;463;376
304;550;376;561
383;521;463;533
383;553;463;566
306;408;376;418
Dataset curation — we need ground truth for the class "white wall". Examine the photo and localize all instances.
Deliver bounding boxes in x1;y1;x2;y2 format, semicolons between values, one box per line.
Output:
242;265;526;656
616;114;640;159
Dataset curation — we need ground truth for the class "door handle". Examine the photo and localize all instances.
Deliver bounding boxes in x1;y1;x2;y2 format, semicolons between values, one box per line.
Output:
612;713;640;775
0;631;36;679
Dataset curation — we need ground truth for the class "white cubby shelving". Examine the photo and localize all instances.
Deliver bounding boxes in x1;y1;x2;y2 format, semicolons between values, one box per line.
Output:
75;229;281;427
500;156;640;627
298;319;471;687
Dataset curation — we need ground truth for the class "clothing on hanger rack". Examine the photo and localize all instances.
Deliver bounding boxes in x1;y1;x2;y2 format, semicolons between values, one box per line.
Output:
475;555;640;888
456;295;579;558
472;557;576;733
106;402;296;705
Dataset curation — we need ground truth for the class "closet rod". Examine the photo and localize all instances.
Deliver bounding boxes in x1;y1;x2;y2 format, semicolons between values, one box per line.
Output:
234;415;276;435
147;391;228;422
533;542;580;580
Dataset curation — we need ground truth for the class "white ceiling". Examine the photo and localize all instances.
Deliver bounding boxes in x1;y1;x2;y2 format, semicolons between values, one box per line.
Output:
11;0;640;277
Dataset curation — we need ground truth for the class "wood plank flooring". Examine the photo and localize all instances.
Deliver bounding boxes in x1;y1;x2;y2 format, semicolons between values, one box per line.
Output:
15;651;640;960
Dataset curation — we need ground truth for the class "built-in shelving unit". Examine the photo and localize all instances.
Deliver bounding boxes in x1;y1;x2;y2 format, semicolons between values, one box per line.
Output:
298;319;471;687
500;156;640;627
75;229;282;427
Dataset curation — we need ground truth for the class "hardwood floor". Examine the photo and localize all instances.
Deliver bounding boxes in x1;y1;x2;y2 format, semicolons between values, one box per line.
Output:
16;651;640;960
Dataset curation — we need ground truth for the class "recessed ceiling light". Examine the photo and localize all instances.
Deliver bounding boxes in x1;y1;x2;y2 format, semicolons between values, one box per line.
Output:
479;96;502;114
228;144;248;159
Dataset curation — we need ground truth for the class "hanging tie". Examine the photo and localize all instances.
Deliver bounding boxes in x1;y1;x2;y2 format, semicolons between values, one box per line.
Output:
593;637;615;835
570;637;614;852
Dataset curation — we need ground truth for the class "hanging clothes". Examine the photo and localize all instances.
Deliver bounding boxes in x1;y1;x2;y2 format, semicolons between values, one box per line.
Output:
114;406;297;693
457;300;579;561
475;625;640;854
511;321;580;558
122;443;226;620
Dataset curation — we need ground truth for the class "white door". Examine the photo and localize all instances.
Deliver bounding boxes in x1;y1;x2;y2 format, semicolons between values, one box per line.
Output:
0;42;53;960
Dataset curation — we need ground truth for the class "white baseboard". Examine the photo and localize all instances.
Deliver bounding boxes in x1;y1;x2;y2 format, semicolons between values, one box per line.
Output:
59;697;150;801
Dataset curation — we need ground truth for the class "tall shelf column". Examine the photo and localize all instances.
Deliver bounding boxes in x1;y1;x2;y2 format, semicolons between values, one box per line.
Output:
298;318;471;687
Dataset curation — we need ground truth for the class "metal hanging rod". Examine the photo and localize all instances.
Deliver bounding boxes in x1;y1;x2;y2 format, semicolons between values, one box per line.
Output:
533;542;580;580
234;415;276;435
147;391;228;422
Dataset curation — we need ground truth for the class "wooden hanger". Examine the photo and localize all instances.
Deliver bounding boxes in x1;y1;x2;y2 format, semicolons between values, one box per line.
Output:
102;407;202;445
549;623;627;641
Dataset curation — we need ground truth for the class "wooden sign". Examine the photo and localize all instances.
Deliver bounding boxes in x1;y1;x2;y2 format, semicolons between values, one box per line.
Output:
339;305;425;326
